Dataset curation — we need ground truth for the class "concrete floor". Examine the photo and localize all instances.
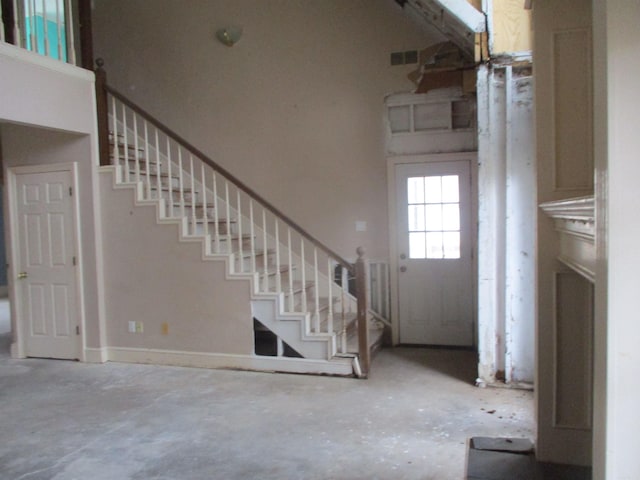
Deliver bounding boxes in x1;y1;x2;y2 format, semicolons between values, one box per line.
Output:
0;300;534;480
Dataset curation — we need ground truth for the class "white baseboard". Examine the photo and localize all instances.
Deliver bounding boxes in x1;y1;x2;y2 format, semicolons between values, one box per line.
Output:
10;342;24;358
84;347;108;363
105;346;354;376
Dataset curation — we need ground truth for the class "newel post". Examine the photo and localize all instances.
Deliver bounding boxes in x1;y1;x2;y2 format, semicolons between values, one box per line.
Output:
94;58;110;166
355;246;370;378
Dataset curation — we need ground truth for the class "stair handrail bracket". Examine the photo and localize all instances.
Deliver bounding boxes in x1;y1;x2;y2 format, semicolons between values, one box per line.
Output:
94;62;382;377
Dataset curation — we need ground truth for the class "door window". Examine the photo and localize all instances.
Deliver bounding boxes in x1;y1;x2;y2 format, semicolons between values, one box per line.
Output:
407;175;460;259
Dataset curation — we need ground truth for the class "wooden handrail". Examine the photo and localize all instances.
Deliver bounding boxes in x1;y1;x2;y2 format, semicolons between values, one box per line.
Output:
96;63;354;274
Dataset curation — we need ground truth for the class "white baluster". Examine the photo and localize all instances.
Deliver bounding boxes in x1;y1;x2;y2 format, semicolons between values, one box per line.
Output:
300;239;307;314
166;138;173;217
55;0;63;60
224;180;231;253
313;248;320;333
375;263;383;317
178;147;185;218
200;163;208;238
143;120;151;199
64;0;76;64
287;228;293;311
12;0;22;48
327;258;334;336
341;266;348;353
111;97;119;173
122;104;129;183
40;0;49;57
28;0;36;52
249;199;256;274
236;190;243;271
189;155;196;234
154;128;161;205
133;113;140;186
262;209;268;292
212;172;220;254
275;219;281;295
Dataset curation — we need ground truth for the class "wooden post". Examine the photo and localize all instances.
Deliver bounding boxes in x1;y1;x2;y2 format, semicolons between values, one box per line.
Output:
94;58;110;166
355;246;370;378
78;0;94;70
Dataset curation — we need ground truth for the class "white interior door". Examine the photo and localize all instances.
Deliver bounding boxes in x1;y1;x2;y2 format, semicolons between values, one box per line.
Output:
396;160;474;346
14;167;79;359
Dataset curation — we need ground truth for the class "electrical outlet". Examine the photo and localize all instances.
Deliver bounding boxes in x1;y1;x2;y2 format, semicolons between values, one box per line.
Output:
128;321;136;333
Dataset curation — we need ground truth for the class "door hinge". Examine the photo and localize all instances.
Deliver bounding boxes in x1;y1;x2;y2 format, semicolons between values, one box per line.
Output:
76;325;80;335
69;187;73;196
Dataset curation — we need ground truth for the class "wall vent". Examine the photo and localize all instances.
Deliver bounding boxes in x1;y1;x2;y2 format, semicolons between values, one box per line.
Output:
391;50;419;66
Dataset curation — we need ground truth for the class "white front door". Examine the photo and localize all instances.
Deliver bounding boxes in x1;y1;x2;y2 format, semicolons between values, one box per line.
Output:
396;160;474;346
14;167;79;359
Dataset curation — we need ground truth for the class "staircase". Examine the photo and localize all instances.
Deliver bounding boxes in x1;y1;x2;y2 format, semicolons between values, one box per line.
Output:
97;71;384;378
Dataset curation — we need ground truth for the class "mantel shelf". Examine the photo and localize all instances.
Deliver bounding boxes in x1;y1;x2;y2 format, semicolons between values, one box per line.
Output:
540;195;595;282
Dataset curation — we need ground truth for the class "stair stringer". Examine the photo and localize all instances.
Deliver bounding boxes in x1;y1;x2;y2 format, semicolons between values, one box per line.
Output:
251;294;335;361
102;165;355;372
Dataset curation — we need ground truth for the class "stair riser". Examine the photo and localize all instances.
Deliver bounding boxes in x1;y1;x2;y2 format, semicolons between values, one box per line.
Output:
192;222;237;236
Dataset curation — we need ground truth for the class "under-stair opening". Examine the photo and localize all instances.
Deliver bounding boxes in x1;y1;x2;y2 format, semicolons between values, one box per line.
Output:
253;318;303;358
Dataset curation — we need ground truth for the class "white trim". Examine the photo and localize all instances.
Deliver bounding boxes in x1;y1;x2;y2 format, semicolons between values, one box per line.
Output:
106;347;354;376
7;163;85;361
0;42;89;79
387;151;478;345
84;347;108;363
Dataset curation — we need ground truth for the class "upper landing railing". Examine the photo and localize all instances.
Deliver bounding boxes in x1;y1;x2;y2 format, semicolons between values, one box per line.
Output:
1;0;93;68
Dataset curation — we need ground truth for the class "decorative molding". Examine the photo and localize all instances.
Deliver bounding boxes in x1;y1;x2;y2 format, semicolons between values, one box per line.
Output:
541;196;595;283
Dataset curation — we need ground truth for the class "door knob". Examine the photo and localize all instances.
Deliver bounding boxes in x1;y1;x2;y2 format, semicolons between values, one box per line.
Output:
18;272;28;279
400;266;407;273
400;253;406;260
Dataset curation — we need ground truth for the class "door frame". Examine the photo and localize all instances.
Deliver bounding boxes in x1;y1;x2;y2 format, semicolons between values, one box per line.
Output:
7;162;85;360
387;152;478;346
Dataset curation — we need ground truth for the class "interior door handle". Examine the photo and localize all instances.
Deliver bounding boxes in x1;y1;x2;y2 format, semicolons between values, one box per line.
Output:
18;272;28;279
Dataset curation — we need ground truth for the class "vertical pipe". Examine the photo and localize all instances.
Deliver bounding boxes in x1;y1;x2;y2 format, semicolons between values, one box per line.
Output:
212;172;220;254
166;138;173;217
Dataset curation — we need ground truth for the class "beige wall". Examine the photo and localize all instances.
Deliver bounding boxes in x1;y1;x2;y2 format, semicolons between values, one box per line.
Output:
99;172;254;355
93;0;443;260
